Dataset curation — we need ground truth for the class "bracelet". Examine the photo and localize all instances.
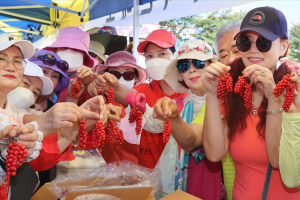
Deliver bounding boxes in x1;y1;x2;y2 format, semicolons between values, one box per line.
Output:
266;107;284;115
59;129;76;141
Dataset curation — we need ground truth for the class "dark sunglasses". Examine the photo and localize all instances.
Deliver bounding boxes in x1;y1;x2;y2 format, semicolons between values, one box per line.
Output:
89;52;97;58
236;35;278;53
35;54;69;72
109;71;135;81
176;59;206;73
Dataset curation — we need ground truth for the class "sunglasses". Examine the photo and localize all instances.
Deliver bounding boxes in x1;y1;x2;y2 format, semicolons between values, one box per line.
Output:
109;71;135;81
35;54;69;72
236;35;278;53
89;52;97;58
176;59;206;73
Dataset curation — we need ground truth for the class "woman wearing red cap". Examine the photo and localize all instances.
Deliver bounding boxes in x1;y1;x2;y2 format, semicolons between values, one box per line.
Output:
94;29;186;170
200;6;300;199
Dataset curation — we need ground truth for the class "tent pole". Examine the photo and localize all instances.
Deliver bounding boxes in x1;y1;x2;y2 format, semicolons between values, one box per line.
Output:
57;0;77;25
133;0;139;62
0;19;19;22
82;0;100;15
0;25;40;35
0;5;44;9
80;0;87;22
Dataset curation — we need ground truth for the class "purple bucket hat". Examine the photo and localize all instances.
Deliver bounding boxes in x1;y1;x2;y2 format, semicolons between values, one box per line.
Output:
28;50;70;92
43;27;97;68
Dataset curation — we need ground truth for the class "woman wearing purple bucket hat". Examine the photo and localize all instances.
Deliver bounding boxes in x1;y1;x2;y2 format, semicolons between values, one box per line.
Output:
43;27;98;103
28;50;70;112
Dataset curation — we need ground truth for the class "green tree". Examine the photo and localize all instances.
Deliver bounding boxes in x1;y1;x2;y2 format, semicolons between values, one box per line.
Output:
159;8;246;53
288;23;300;62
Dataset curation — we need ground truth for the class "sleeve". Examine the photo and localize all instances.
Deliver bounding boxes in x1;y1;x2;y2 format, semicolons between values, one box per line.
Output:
279;112;300;188
191;103;206;126
133;83;150;96
143;103;165;133
29;133;75;172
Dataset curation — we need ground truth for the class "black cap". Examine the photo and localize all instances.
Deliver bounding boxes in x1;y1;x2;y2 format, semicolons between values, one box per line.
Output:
234;6;288;41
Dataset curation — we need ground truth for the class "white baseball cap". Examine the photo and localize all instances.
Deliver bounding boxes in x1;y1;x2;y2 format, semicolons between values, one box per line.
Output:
89;40;106;63
0;33;35;59
24;61;54;95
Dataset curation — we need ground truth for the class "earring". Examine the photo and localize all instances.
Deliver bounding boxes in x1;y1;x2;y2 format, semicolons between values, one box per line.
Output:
279;56;287;64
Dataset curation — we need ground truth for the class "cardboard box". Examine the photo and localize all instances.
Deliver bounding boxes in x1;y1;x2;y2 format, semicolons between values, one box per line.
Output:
31;182;153;200
161;190;202;200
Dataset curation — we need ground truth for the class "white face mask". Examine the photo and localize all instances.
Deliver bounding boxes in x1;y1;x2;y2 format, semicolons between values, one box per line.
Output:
7;87;35;110
119;77;135;89
145;58;171;80
57;49;84;72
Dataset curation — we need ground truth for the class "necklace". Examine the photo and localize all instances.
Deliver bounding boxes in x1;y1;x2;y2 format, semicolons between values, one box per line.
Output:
252;101;261;116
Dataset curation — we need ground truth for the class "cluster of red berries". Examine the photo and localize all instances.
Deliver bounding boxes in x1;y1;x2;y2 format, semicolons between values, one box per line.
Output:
71;80;82;98
6;141;27;177
163;120;172;143
234;76;252;108
217;73;233;100
77;119;88;148
104;123;124;145
107;88;114;103
128;106;143;135
91;121;105;150
273;74;295;112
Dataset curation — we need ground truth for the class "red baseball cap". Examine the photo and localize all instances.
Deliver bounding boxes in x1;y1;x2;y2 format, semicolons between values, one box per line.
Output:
137;29;177;53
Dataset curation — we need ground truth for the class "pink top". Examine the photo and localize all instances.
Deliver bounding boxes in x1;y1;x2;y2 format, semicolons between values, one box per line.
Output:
229;113;300;200
0;100;26;125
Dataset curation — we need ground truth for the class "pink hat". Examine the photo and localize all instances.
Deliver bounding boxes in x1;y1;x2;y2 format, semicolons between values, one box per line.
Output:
43;27;97;68
94;51;147;85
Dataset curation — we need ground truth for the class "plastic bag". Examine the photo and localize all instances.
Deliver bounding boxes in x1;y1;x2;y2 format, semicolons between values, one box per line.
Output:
74;194;121;200
56;148;106;176
50;161;162;198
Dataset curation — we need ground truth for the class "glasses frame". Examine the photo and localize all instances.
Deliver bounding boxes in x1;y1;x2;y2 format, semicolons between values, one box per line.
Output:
0;52;26;70
35;54;69;72
109;70;135;81
236;34;279;53
176;59;206;73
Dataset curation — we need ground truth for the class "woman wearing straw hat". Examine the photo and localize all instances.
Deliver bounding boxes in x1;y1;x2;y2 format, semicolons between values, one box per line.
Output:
153;39;222;199
88;40;106;65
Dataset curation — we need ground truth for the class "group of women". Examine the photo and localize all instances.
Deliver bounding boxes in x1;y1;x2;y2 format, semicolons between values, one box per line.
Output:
0;5;299;200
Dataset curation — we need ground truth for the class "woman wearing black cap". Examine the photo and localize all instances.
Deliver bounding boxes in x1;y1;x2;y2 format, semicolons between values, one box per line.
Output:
200;6;300;199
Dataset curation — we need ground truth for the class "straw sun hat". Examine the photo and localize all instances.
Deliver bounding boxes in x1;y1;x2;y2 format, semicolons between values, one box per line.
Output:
164;39;218;93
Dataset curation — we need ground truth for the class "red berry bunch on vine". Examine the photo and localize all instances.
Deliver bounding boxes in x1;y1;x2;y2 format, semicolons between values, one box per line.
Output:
91;121;105;151
105;122;124;145
128;106;143;135
107;88;114;103
234;76;252;108
77;119;88;148
71;80;82;98
163;120;172;143
6;141;27;177
273;74;295;112
217;73;233;100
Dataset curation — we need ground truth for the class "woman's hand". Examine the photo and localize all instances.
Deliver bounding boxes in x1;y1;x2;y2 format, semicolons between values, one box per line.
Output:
107;103;122;122
243;64;276;100
125;92;146;112
77;65;97;86
16;125;40;156
153;97;180;121
94;72;120;91
201;62;229;95
67;79;85;101
87;80;103;97
80;95;108;126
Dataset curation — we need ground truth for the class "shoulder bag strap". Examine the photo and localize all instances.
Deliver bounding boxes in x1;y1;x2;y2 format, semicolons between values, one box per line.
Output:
261;162;272;200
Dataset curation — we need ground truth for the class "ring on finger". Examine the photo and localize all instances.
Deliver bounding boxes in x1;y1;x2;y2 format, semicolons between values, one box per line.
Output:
31;141;42;151
36;131;44;141
24;121;39;132
26;150;40;162
260;70;266;76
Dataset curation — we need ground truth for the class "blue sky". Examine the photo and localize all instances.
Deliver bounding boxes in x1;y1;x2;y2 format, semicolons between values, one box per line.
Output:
232;1;300;27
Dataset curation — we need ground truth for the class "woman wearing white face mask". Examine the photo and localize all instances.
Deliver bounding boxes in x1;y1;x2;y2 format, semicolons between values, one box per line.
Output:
8;61;53;114
43;27;98;103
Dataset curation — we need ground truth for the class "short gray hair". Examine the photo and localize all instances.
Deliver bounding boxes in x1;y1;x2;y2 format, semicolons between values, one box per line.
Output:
213;20;242;56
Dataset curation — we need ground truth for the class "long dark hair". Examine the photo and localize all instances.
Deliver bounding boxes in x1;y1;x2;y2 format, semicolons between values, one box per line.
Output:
223;58;300;141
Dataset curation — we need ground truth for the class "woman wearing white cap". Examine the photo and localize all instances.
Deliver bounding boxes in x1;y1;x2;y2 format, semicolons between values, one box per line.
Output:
0;33;109;200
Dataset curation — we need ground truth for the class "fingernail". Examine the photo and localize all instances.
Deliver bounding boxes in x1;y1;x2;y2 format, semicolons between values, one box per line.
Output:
224;67;227;70
243;74;246;77
242;70;245;73
100;114;103;120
